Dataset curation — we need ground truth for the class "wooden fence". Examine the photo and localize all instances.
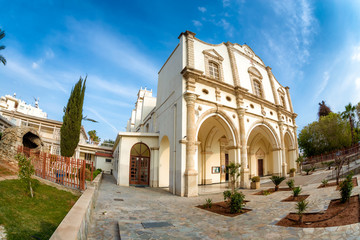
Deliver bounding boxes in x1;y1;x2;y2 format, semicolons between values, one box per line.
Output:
304;143;360;165
17;146;93;190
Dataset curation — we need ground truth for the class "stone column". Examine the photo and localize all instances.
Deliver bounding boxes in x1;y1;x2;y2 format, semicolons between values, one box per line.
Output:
184;92;198;197
272;149;282;176
278;122;287;177
185;31;195;68
225;42;240;87
150;147;159;187
266;67;279;105
237;108;250;188
285;87;294;113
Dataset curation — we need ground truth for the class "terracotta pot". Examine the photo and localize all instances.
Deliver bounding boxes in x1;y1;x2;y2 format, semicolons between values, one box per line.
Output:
290;172;295;177
251;181;260;189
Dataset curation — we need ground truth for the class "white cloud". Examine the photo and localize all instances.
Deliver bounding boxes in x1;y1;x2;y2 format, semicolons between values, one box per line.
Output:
31;48;55;69
356;78;360;90
217;19;234;38
85;107;119;134
313;71;330;101
89;75;138;98
65;19;159;83
198;7;206;13
223;0;230;7
192;20;203;27
352;45;360;61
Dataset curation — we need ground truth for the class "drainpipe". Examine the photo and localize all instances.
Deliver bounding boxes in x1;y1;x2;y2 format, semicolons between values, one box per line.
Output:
173;103;177;195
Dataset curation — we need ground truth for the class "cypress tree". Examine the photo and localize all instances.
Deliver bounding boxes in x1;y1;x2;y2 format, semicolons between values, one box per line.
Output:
60;76;86;157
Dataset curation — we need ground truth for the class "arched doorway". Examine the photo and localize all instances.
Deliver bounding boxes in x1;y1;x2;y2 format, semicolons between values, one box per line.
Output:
196;113;237;185
247;124;280;177
129;143;150;185
159;136;170;188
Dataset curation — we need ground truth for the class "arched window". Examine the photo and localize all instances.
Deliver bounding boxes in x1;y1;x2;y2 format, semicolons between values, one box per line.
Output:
129;143;150;185
209;62;219;80
253;80;262;97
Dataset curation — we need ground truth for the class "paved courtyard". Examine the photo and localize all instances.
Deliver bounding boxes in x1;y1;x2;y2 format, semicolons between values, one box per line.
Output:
88;173;360;240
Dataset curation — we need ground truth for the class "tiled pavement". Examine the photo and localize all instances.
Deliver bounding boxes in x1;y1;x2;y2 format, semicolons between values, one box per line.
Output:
87;173;360;240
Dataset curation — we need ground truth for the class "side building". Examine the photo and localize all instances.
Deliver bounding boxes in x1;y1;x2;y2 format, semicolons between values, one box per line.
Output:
112;31;299;197
0;94;113;173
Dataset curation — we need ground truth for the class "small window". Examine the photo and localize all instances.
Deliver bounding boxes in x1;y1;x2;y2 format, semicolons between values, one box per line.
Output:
226;96;231;102
202;89;209;94
250;104;254;109
280;96;286;108
253;80;262;97
106;159;112;163
209;62;219;80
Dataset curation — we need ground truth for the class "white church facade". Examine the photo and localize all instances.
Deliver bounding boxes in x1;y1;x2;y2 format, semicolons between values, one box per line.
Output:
112;31;299;197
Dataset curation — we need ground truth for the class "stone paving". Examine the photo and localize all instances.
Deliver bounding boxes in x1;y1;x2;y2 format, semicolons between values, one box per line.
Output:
88;173;360;240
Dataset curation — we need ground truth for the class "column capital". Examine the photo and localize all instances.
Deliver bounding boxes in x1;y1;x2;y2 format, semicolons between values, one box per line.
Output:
184;92;198;104
236;108;246;117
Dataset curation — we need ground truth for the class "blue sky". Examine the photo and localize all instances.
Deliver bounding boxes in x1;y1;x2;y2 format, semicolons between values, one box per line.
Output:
1;0;360;141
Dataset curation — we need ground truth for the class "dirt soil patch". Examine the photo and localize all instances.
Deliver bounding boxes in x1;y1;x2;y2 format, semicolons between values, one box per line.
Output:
197;201;251;217
317;178;358;189
281;195;310;202
253;187;292;195
277;195;360;228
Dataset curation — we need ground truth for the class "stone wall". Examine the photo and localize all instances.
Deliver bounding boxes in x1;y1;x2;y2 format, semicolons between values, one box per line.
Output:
50;172;103;240
0;126;43;169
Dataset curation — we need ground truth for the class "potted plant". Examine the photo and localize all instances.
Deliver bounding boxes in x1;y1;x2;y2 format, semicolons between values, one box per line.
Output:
270;175;286;191
289;168;296;177
251;176;260;189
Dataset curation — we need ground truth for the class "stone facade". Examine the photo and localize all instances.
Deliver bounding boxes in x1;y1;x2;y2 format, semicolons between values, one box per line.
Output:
113;30;299;197
0;126;43;168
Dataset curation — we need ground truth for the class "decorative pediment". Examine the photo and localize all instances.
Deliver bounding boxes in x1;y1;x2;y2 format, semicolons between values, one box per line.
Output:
248;66;262;79
243;45;255;58
277;87;285;95
202;49;224;61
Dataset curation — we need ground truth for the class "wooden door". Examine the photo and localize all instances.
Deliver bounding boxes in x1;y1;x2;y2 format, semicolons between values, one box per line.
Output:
129;143;150;185
258;159;264;177
225;153;229;181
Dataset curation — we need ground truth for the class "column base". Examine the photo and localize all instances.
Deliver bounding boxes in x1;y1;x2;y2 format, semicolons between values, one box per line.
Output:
240;168;250;188
282;163;288;177
184;169;198;197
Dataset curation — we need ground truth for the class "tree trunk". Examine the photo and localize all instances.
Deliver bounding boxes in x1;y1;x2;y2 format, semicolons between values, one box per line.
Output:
275;185;279;191
299;214;303;224
29;181;33;198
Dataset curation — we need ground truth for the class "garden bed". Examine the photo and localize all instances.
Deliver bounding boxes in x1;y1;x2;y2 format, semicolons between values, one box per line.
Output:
281;195;310;202
277;195;360;228
317;178;358;189
253;187;292;195
197;201;251;217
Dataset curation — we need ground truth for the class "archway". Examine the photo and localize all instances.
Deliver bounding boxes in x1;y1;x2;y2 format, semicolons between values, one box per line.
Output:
247;124;280;177
159;136;170;187
284;132;295;173
129;143;150;185
196;113;237;185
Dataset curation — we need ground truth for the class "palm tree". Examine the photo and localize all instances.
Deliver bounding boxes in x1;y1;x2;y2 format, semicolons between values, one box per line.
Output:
0;29;6;65
341;103;356;144
270;175;286;191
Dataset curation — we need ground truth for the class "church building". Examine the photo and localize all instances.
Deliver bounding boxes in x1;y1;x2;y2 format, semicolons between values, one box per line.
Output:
112;31;299;197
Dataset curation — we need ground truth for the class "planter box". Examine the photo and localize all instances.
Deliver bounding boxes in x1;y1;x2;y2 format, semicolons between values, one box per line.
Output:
290;172;295;177
251;181;260;189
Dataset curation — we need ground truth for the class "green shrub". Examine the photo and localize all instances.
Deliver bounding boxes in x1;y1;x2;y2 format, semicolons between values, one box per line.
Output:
340;173;354;203
223;190;231;201
286;179;295;189
321;179;328;187
16;154;35;198
203;198;212;208
0;131;2;141
223;190;246;213
304;168;312;175
296;200;309;224
290;168;296;173
93;168;102;179
270;175;286;191
251;176;260;182
292;186;302;197
262;190;271;196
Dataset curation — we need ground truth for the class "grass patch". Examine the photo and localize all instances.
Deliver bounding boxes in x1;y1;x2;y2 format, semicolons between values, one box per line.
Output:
0;179;79;240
